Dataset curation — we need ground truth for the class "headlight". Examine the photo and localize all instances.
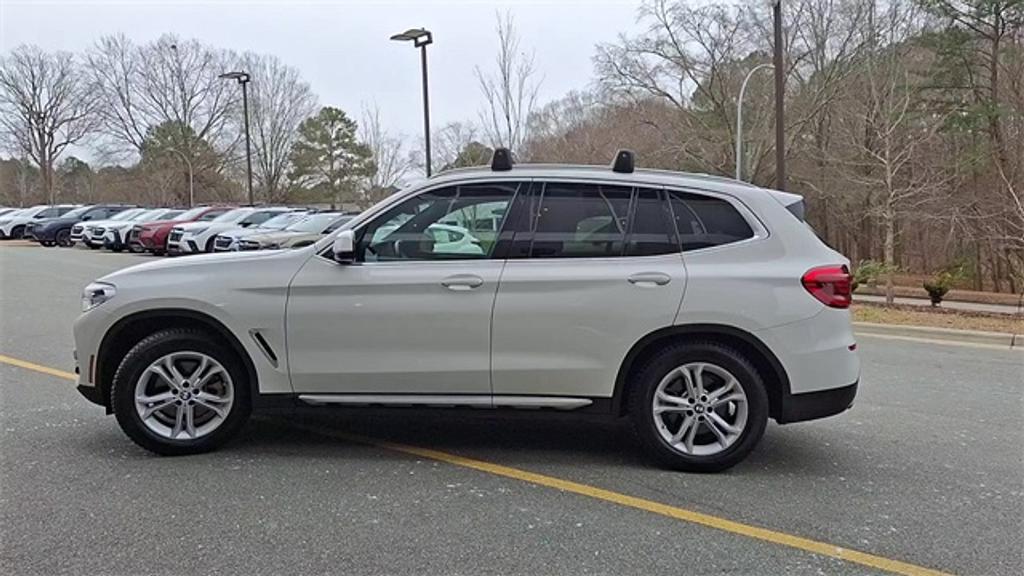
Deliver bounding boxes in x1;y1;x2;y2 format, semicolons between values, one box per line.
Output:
82;282;116;312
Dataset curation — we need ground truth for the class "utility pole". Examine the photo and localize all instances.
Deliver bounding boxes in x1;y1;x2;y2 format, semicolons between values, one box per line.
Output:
772;1;787;191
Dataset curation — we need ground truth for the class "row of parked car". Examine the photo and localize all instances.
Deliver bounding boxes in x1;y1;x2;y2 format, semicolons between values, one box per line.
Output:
0;204;356;255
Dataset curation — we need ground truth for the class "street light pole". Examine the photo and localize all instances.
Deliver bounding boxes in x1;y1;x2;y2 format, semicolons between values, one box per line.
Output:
772;0;787;190
167;148;195;208
736;63;773;182
391;28;434;177
219;71;254;204
420;43;432;177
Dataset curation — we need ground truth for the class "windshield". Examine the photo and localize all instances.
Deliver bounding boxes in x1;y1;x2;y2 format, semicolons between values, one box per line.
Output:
60;206;92;219
174;207;208;221
155;210;184;221
258;212;306;230
110;208;144;221
285;213;341;233
211;208;253;223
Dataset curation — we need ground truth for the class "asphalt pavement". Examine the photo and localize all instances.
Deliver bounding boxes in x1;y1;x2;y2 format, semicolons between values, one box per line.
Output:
1;243;1022;576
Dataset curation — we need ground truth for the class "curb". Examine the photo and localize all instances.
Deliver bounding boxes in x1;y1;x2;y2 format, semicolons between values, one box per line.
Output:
853;322;1020;349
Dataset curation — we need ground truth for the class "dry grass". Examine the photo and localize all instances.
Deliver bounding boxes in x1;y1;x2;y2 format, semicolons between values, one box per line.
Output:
852;304;1024;334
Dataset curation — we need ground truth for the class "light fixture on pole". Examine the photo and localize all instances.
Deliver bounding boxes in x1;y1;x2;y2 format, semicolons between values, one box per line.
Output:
390;27;434;177
735;63;773;182
219;71;254;205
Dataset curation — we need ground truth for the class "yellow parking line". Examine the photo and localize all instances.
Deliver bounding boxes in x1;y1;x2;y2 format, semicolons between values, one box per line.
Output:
1;353;952;576
0;354;76;380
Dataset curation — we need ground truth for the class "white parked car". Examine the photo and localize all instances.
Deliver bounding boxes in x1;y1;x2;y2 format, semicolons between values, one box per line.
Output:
74;208;149;246
167;207;295;255
212;211;309;252
99;208;183;251
73;150;859;471
0;204;78;239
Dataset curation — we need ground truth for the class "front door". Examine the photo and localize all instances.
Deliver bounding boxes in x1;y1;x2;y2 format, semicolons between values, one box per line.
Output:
285;182;522;394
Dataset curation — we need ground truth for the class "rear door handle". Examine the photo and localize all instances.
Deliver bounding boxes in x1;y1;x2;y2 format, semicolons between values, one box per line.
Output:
441;274;484;291
627;272;672;287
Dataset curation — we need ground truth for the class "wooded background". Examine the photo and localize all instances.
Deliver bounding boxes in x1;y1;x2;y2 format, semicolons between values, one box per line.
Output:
1;1;1022;292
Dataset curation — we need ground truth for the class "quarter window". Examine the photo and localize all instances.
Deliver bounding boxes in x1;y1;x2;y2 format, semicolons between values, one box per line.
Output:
359;183;519;262
668;191;754;251
529;182;631;259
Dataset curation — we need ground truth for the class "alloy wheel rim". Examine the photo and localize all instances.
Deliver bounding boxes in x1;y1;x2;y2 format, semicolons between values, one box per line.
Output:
652;362;748;457
134;351;234;441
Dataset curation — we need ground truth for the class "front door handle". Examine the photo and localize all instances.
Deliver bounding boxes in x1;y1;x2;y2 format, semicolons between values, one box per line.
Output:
441;274;484;291
627;272;672;287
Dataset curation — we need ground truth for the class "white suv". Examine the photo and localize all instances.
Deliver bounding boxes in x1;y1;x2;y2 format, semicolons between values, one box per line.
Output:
73;151;859;471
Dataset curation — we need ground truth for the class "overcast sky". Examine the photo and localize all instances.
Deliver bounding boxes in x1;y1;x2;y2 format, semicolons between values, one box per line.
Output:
1;0;645;156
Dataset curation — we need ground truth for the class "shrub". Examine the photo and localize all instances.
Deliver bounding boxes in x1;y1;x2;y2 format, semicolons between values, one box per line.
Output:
852;259;896;292
923;263;967;307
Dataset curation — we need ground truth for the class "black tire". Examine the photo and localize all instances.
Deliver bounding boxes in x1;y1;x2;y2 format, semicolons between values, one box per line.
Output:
88;244;101;250
55;229;71;247
111;246;124;253
40;240;54;247
111;328;251;456
10;225;24;239
628;341;768;473
205;236;217;253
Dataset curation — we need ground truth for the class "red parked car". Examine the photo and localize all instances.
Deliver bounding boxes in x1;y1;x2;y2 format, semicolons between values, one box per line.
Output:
135;206;235;255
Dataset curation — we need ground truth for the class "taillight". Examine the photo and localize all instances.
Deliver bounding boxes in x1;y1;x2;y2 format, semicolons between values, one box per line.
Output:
802;265;852;309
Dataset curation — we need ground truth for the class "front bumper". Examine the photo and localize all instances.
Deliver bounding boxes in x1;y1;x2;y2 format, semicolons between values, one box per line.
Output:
777;381;858;424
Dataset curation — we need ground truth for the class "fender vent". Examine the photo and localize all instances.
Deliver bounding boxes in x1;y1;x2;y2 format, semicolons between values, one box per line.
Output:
250;330;278;367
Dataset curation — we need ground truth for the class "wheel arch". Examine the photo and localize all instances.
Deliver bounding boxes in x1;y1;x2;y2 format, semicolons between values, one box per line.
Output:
95;309;258;412
612;324;790;420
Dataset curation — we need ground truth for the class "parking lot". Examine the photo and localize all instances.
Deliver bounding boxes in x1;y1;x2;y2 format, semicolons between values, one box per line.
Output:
1;242;1021;576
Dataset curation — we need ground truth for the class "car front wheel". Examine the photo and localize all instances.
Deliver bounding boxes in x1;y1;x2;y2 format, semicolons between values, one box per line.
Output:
628;341;768;472
55;229;72;247
111;328;251;455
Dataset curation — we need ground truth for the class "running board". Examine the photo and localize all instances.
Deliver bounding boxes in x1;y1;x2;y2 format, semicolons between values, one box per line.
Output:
297;394;592;410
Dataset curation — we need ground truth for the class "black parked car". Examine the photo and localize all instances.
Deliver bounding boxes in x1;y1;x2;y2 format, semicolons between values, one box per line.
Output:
30;205;136;247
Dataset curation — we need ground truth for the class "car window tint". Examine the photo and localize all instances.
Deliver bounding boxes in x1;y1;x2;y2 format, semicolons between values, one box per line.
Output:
668;191;754;251
530;182;631;259
359;182;519;262
627;188;677;256
198;209;229;221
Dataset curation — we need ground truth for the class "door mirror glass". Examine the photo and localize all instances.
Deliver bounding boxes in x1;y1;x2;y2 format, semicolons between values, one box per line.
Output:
332;230;355;264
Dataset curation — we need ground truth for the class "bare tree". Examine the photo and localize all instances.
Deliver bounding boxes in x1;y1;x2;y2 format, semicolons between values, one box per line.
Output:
432;121;484;170
86;34;235;166
360;102;415;201
237;52;317;203
476;10;542;156
0;45;98;203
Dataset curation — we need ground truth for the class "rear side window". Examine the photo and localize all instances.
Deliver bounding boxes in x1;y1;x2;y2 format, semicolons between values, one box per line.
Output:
626;188;676;256
529;182;631;259
668;191;754;251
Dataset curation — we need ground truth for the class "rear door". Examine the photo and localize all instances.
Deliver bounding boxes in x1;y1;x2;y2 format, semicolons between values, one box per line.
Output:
490;182;687;399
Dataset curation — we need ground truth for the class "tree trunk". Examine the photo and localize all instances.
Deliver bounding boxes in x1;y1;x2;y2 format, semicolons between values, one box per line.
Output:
883;208;896;306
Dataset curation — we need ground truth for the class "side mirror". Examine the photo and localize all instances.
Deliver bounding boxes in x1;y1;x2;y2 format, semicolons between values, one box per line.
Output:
82;215;92;221
332;230;355;264
240;222;252;228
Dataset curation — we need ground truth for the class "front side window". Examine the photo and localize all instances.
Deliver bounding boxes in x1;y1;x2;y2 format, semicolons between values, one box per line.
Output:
528;182;631;259
668;191;754;251
358;183;519;262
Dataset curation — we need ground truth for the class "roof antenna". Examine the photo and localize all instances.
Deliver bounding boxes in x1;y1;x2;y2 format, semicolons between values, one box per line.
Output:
491;147;513;172
611;149;635;173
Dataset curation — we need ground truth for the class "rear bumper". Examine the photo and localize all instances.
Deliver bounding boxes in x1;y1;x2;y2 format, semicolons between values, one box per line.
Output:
777;381;857;424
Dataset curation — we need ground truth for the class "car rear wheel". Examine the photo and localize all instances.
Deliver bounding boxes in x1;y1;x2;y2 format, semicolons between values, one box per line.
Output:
628;341;768;472
10;225;24;239
111;328;251;455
